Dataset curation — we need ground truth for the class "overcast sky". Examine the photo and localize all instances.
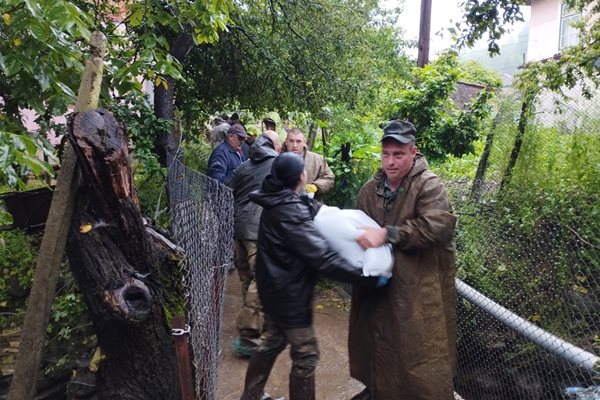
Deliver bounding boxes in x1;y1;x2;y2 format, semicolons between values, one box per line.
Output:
390;0;530;59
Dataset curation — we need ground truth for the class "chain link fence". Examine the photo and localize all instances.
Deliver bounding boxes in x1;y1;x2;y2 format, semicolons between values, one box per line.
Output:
162;82;599;400
447;85;600;400
167;157;233;400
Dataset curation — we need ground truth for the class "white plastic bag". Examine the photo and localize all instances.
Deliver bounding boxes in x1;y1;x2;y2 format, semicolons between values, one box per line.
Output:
314;205;393;278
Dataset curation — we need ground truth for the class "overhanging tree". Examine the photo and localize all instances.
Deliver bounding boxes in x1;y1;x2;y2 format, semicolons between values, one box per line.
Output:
175;0;412;127
387;52;494;163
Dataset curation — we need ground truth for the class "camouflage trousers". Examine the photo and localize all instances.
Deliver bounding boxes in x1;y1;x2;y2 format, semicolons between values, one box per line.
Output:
258;315;320;378
234;240;264;341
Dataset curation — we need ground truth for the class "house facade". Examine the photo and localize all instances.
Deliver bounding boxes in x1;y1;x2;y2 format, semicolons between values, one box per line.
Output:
526;0;599;132
527;0;581;62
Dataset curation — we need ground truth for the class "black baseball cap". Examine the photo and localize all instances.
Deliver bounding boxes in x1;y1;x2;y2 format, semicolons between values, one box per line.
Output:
381;121;416;144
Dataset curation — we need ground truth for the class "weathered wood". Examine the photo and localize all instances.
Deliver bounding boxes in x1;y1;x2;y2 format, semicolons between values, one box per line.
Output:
8;31;106;400
501;94;534;190
471;105;503;199
173;316;194;400
417;0;432;68
66;109;180;399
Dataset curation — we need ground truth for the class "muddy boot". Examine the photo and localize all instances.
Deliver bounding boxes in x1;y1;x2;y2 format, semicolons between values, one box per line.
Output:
350;388;371;400
240;352;278;400
289;374;315;400
233;336;261;357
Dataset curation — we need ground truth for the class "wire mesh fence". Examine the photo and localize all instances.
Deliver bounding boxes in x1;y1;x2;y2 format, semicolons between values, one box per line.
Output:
162;80;599;400
447;84;600;400
167;157;234;400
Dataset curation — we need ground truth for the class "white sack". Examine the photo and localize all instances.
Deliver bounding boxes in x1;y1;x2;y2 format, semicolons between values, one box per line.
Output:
314;205;393;278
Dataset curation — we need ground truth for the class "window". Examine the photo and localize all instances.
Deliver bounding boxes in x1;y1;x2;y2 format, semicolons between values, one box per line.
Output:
559;3;581;49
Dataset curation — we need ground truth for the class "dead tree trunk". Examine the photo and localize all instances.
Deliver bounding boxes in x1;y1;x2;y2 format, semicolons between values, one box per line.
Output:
501;94;535;190
66;109;181;399
471;107;502;199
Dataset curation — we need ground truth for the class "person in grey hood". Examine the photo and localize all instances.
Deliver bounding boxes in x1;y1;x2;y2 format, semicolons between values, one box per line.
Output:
239;153;386;400
229;131;281;357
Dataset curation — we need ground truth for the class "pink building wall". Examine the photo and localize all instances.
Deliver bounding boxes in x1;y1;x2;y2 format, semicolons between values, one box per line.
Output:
20;108;68;145
527;0;562;62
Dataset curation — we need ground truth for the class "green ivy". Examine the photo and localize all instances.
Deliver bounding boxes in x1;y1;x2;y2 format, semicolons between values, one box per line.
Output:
0;229;95;374
0;230;37;321
182;136;213;174
0;130;56;189
388;52;494;162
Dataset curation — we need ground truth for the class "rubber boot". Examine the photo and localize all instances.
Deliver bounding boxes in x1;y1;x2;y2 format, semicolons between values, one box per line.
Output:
289;374;315;400
240;352;278;400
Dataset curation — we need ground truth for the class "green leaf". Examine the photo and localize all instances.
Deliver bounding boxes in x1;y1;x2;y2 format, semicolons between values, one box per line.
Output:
54;81;76;99
35;72;51;92
29;20;48;40
17;135;38;155
0;143;13;168
24;0;42;19
23;156;54;176
143;35;156;49
0;208;13;226
5;57;21;77
130;8;144;27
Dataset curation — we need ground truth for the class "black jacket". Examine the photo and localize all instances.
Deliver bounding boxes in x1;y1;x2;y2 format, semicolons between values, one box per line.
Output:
229;134;279;240
249;177;377;328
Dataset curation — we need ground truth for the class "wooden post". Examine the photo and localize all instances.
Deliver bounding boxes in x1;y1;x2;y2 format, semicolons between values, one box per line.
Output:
7;32;106;400
173;316;195;400
417;0;432;68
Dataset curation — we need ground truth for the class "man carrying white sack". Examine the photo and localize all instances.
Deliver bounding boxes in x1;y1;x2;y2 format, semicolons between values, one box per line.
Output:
313;206;393;279
349;120;458;400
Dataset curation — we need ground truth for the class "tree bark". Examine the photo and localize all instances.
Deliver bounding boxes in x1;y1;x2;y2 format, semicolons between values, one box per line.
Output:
154;33;194;165
471;106;502;199
306;121;317;151
66;109;181;399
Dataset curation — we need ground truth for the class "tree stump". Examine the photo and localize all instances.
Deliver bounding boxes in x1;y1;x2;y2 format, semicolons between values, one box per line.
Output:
66;109;181;399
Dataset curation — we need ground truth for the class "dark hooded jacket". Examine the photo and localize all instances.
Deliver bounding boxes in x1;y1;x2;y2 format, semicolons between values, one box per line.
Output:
349;155;457;400
229;134;278;241
249;178;377;328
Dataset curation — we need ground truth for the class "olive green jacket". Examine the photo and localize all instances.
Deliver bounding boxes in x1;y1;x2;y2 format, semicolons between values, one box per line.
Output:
349;155;457;400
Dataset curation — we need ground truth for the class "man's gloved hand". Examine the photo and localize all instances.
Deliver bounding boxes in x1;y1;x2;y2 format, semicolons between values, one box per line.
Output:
305;184;318;194
305;184;318;199
376;276;389;287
